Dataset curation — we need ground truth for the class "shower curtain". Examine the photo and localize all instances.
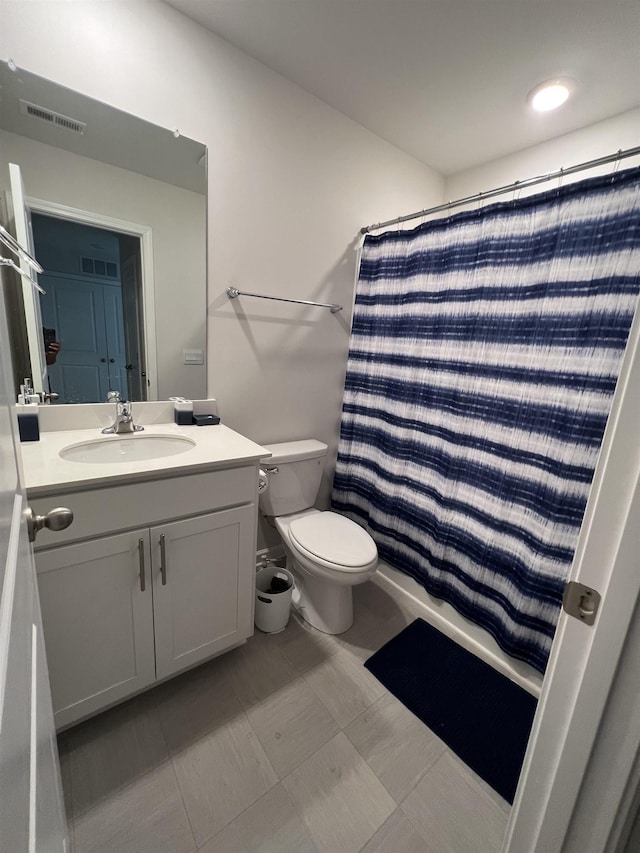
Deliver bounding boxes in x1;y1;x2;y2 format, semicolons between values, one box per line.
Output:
332;166;640;672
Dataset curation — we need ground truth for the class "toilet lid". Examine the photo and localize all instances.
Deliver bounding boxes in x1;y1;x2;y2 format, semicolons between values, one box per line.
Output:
288;512;377;569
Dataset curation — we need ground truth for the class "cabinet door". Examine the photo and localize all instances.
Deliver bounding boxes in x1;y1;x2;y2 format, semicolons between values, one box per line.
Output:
152;506;256;680
36;530;156;728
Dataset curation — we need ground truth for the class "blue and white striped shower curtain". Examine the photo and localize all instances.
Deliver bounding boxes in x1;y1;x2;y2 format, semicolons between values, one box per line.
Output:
332;167;640;672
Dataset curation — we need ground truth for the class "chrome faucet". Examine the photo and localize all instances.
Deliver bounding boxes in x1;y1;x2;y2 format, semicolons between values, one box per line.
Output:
102;393;144;435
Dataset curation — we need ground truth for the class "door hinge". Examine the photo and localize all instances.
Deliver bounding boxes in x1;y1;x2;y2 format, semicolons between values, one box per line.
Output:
562;581;601;626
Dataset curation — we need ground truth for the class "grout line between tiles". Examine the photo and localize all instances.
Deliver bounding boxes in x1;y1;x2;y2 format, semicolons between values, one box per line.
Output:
192;779;301;853
151;699;200;853
342;694;446;807
397;805;440;853
243;680;336;781
166;751;199;853
179;704;281;851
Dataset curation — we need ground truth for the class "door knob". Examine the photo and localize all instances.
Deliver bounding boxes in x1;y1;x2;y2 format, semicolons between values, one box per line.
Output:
26;507;74;543
100;358;107;363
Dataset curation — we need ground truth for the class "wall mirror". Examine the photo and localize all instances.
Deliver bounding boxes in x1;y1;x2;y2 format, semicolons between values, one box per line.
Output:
0;60;207;404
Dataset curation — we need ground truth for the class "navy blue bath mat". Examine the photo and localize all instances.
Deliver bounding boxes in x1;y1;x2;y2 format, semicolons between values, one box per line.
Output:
364;618;537;803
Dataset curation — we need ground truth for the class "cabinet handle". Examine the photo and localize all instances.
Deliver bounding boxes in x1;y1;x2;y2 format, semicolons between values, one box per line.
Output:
138;538;146;591
159;533;167;585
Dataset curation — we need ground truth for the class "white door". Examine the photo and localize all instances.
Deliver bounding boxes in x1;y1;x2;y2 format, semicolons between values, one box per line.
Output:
0;269;67;849
41;273;129;403
39;274;111;403
102;281;128;396
8;163;47;396
504;299;640;851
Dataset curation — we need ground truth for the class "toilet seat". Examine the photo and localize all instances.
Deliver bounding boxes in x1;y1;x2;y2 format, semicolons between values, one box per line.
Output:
288;511;377;572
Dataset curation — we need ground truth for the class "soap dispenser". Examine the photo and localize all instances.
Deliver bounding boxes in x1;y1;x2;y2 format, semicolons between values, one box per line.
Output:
18;377;39;405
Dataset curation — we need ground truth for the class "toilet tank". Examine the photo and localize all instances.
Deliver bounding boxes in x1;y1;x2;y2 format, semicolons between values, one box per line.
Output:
260;439;328;516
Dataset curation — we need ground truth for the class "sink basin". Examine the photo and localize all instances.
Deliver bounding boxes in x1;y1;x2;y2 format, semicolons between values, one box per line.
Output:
60;435;196;464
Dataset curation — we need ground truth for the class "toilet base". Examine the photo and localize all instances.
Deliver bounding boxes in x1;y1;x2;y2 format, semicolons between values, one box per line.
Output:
291;566;354;634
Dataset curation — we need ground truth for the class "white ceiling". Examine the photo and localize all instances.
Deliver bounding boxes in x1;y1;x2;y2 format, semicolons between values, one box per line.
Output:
165;0;640;175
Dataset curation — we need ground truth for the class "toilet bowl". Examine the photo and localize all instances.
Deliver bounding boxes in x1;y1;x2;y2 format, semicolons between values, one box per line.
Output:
259;440;378;634
275;509;378;633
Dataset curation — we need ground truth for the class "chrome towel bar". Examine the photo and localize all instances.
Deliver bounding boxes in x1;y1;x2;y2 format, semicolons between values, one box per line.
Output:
0;223;46;293
0;223;43;273
227;286;342;313
0;257;46;293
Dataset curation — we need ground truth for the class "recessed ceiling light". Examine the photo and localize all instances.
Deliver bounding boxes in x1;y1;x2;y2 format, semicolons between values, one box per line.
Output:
528;79;574;112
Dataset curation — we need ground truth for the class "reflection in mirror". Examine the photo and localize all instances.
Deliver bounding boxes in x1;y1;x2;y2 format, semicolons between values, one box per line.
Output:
0;61;207;403
33;214;149;404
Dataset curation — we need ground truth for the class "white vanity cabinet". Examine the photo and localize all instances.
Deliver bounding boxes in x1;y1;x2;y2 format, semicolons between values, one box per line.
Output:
30;466;259;729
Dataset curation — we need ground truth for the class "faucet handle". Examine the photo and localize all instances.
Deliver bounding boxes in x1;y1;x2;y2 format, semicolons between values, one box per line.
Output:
107;390;121;403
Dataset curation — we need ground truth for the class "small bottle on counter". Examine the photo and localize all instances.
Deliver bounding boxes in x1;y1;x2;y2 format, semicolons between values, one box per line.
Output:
18;377;39;405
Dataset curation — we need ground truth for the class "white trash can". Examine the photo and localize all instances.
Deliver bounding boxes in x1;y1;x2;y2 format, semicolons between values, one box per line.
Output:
255;566;294;633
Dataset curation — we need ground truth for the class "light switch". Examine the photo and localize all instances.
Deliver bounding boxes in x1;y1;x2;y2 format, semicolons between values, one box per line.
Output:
183;349;204;365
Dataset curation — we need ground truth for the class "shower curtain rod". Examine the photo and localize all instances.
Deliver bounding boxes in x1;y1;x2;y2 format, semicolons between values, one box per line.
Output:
360;145;640;235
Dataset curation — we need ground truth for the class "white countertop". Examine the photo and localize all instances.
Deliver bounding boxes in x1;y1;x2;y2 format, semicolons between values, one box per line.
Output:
21;422;271;497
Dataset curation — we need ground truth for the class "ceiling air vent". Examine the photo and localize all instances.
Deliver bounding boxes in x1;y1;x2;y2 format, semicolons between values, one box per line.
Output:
19;99;86;134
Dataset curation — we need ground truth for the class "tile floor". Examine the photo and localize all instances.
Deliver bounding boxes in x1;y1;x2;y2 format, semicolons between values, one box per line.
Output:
58;577;510;853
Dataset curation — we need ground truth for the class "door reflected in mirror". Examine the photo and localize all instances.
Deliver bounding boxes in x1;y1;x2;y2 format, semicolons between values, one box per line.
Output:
34;214;147;404
0;60;207;403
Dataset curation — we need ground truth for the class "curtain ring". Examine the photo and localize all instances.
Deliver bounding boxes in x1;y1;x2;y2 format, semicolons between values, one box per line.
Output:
477;191;484;212
512;180;521;203
557;167;564;193
611;149;622;182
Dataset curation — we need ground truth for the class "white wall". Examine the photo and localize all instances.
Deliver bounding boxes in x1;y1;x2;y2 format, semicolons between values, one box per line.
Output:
0;129;206;400
444;109;640;204
0;0;444;529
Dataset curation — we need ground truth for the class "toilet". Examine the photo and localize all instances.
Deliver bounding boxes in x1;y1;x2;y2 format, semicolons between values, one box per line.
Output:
259;439;378;634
